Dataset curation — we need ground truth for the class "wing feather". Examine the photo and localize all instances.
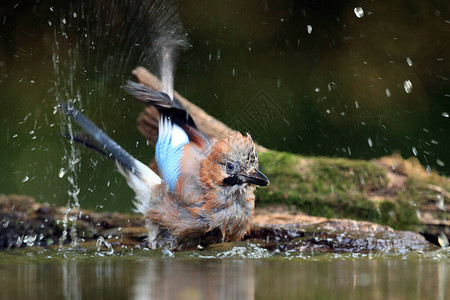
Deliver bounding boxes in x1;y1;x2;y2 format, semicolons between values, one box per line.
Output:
155;116;189;192
124;80;212;194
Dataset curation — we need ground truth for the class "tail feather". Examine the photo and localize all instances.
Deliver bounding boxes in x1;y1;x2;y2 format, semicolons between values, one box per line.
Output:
59;103;143;176
59;103;161;214
116;160;161;215
62;131;115;163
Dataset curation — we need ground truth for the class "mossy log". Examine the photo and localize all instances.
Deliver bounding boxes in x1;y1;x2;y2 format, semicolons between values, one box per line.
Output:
132;67;450;240
0;194;437;253
2;68;447;252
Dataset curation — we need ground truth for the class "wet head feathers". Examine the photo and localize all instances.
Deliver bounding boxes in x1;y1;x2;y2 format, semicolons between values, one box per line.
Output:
200;132;259;188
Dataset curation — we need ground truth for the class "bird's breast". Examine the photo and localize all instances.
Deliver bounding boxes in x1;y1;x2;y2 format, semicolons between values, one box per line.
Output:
205;187;255;241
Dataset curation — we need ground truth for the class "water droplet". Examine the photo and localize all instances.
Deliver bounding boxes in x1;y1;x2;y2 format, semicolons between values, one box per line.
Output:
48;20;52;26
355;101;359;109
354;7;364;18
436;159;445;167
62;18;66;24
438;233;449;248
412;146;418;156
406;57;413;66
12;134;18;138
59;168;67;178
426;165;432;175
315;87;320;92
404;80;412;93
326;109;331;114
307;25;313;34
23;234;37;247
162;248;174;257
22;176;29;183
368;138;373;147
442;112;449;118
73;12;77;18
49;6;54;12
385;88;391;97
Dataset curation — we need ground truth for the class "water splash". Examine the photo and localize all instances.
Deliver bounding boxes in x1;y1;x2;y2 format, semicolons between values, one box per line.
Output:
404;80;413;93
58;168;67;178
406;57;413;66
96;236;114;255
52;5;83;249
385;88;391;97
354;7;364;18
50;0;189;249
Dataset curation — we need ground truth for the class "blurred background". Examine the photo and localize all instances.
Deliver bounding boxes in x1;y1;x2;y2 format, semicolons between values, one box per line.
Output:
1;0;449;212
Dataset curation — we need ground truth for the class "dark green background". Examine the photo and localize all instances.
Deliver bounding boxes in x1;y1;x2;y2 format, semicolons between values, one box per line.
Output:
1;0;449;212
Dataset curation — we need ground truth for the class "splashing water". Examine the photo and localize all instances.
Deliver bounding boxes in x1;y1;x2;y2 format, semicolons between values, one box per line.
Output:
354;7;364;18
96;236;114;255
406;57;413;66
52;9;83;249
385;88;391;97
51;0;188;249
404;80;413;93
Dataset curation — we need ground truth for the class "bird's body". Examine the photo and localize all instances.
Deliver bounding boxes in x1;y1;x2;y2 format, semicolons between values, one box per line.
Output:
61;80;269;250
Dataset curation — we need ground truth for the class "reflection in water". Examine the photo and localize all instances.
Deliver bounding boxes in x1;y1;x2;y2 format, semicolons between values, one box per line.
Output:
0;255;448;299
132;260;253;300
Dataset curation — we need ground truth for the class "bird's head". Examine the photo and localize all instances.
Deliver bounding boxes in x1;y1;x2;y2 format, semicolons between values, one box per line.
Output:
200;132;269;190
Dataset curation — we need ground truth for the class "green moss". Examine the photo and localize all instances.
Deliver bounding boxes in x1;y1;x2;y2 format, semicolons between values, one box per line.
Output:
376;201;417;230
257;150;419;230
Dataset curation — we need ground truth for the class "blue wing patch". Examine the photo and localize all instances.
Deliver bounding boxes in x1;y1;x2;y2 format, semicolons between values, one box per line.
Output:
155;116;189;192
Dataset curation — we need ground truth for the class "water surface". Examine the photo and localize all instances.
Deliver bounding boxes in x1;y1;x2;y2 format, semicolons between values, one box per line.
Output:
0;248;448;299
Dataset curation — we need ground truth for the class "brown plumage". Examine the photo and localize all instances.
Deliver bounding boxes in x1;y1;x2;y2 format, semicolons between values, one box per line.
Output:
62;81;269;250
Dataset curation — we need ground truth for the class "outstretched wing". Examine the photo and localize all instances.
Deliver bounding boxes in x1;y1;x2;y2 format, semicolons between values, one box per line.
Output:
123;81;212;194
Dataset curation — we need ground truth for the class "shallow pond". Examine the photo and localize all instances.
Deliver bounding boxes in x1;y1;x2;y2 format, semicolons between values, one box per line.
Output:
0;247;448;299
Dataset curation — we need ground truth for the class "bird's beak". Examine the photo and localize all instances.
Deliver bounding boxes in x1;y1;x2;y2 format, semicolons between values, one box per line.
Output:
243;169;270;186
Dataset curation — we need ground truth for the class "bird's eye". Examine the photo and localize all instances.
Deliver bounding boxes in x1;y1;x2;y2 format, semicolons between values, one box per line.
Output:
226;162;235;173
